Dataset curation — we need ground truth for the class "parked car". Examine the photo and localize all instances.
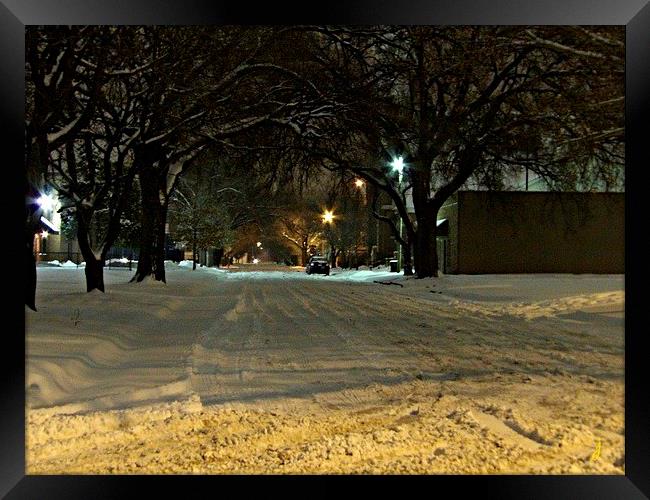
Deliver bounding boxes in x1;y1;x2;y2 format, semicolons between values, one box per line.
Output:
306;256;330;275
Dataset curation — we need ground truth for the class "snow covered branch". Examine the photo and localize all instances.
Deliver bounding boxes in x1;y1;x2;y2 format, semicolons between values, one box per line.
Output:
524;30;622;61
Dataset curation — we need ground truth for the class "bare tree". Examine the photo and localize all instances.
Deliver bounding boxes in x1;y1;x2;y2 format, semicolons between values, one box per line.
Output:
25;26;110;307
303;26;624;278
168;170;235;270
278;208;324;266
122;27;344;283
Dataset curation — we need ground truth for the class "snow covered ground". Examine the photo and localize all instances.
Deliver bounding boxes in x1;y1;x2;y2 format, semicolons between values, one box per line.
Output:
26;264;624;474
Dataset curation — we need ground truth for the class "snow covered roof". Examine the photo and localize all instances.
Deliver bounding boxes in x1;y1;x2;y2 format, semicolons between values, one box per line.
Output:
436;218;449;236
39;216;60;234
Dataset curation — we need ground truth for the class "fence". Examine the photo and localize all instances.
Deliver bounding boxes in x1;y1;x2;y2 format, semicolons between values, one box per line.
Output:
35;252;83;265
105;247;138;270
36;247;181;269
35;249;137;269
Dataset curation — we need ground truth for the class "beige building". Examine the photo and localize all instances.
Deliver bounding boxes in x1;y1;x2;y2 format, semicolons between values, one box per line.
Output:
437;191;624;274
34;194;82;264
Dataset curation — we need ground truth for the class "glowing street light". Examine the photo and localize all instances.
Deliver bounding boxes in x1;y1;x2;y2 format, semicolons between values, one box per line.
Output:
391;156;405;181
37;193;57;212
322;210;334;224
354;178;364;189
256;241;262;247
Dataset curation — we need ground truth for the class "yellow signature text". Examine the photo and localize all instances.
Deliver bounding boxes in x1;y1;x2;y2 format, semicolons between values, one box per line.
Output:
590;439;602;462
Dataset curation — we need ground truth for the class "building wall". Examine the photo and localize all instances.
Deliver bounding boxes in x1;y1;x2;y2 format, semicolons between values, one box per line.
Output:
368;185;398;265
45;234;79;254
438;195;460;274
36;233;83;263
453;191;624;274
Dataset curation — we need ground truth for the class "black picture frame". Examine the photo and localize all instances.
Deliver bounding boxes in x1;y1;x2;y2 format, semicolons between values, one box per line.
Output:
2;1;647;497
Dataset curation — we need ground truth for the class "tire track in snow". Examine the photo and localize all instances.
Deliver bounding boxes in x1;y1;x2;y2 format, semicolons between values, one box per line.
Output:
189;280;299;405
233;280;365;403
188;281;251;404
294;281;567;380
192;278;409;408
300;283;454;377
284;280;464;382
287;281;414;407
160;274;624;410
272;281;389;409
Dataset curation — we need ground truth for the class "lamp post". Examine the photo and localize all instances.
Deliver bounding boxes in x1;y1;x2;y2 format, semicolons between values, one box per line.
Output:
322;209;335;267
36;192;59;263
255;241;262;264
391;156;405;272
353;179;366;268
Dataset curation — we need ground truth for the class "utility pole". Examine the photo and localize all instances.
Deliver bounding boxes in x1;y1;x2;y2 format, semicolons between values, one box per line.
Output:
525;167;529;191
393;157;404;272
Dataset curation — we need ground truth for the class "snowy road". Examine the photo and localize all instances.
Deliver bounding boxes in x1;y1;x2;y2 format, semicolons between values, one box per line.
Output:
26;265;623;412
26;265;625;474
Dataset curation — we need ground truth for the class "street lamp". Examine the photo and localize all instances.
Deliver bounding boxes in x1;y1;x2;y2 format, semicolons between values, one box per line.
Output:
322;209;336;267
37;193;57;213
322;209;334;224
391;156;405;273
391;156;404;182
354;178;364;189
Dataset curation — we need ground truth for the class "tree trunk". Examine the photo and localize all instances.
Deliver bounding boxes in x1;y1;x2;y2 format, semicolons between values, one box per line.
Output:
132;163;167;283
25;192;40;310
214;247;224;267
153;201;168;281
84;257;106;293
409;148;438;279
192;229;197;270
301;246;308;266
25;143;45;310
71;168;134;293
133;164;156;281
413;212;439;278
403;239;414;276
133;238;153;282
25;231;37;311
76;214;106;292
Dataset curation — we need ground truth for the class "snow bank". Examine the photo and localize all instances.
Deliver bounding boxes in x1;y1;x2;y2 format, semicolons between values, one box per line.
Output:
328;269;399;282
205;267;228;273
61;260;80;267
105;257;130;265
448;291;624;320
178;260;208;269
218;267;404;282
